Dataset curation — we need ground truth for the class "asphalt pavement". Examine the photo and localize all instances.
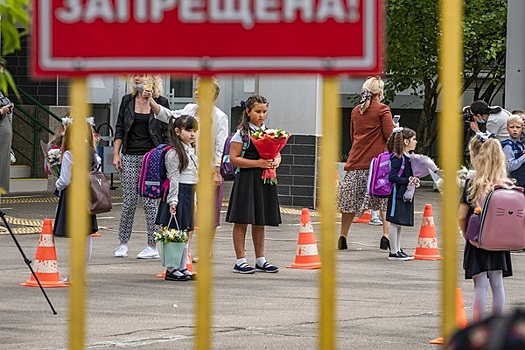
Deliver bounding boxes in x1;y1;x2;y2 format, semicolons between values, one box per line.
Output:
1;186;525;350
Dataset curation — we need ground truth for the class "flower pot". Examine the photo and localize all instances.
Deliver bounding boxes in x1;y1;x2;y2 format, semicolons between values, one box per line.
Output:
160;242;185;268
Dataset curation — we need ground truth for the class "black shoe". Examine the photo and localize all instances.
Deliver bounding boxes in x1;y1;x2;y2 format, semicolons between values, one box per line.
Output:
380;236;390;250
255;262;279;273
338;236;348;250
165;269;191;281
398;250;414;260
232;262;256;274
388;252;410;261
179;269;196;280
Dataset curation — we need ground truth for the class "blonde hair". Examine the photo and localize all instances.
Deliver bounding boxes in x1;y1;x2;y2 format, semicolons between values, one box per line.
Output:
129;74;164;98
360;76;384;115
507;114;524;127
467;136;512;203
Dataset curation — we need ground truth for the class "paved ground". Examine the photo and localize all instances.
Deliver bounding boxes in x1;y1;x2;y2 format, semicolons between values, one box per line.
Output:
1;186;525;349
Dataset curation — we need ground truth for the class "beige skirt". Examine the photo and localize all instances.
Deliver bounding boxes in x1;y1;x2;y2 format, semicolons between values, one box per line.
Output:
337;169;388;215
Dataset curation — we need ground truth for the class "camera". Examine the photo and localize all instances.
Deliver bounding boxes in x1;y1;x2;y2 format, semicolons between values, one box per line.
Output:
0;95;12;114
462;107;474;123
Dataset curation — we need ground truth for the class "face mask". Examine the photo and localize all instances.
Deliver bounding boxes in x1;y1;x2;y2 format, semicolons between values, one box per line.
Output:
136;83;145;92
477;118;486;124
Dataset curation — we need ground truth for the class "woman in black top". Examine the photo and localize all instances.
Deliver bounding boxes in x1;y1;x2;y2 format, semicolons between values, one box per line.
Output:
113;75;170;259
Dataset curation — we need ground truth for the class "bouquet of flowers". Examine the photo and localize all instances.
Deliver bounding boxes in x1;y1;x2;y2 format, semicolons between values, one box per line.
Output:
430;166;476;195
47;148;62;177
409;153;439;178
153;226;189;243
250;128;291;185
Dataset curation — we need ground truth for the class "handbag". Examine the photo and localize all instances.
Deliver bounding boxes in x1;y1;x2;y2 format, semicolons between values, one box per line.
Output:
89;165;112;215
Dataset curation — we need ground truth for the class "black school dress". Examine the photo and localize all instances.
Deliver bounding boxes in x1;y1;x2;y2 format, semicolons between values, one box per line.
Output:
461;179;513;279
225;135;282;226
386;154;414;226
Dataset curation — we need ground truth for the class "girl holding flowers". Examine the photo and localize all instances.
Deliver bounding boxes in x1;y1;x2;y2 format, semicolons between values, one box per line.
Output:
155;115;199;281
385;127;419;261
226;94;283;274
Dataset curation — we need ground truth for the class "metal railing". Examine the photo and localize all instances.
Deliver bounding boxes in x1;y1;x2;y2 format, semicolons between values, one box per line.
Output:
10;88;61;178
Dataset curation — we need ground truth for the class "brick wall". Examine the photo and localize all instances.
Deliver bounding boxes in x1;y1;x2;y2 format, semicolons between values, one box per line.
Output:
277;135;317;208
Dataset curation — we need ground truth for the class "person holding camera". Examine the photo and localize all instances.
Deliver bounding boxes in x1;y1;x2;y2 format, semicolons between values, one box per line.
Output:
464;100;510;142
0;90;14;193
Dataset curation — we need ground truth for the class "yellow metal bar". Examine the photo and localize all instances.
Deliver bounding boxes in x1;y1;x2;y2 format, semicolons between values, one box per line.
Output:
195;77;214;350
68;78;90;349
439;0;463;343
319;76;340;350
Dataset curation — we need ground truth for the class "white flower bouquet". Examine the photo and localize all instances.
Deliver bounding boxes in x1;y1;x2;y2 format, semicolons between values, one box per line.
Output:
153;226;189;243
47;148;62;177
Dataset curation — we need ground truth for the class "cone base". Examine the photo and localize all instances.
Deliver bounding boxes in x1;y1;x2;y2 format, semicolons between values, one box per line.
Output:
156;271;166;278
20;279;69;288
91;232;102;237
414;254;443;261
429;337;443;345
286;262;322;269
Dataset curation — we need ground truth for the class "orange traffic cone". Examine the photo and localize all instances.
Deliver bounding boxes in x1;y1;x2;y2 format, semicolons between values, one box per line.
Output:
414;204;443;260
287;208;321;269
20;219;68;288
430;288;468;344
91;232;102;237
353;210;372;224
186;250;195;274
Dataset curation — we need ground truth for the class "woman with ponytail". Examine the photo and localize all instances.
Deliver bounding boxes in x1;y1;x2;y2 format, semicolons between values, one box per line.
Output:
337;76;395;250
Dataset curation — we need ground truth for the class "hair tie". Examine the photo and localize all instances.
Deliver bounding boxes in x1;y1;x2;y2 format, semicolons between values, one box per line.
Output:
392;127;404;134
240;100;246;109
475;131;496;142
358;89;372;109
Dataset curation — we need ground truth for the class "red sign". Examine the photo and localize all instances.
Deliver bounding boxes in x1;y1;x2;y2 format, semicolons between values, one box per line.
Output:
33;0;383;76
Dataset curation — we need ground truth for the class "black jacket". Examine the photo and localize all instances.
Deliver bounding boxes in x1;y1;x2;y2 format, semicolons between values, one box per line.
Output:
114;94;170;154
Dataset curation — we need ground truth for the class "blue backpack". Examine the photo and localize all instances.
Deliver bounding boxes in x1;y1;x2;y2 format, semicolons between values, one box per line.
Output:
138;144;172;199
220;133;249;181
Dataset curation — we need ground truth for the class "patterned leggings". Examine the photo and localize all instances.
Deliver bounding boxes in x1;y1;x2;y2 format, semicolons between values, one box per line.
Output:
117;154;158;245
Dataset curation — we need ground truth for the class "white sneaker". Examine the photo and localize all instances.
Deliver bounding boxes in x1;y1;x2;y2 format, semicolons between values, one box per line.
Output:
137;245;160;259
369;218;383;226
114;244;128;258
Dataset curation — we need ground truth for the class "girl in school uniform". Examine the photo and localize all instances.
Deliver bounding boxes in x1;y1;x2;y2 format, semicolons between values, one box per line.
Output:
155;115;199;281
458;133;513;322
226;94;281;274
386;127;419;261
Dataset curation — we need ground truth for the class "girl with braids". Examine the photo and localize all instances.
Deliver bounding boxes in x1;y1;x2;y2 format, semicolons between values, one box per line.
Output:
458;133;513;321
337;76;395;251
155;115;199;281
385;127;419;261
226;94;281;274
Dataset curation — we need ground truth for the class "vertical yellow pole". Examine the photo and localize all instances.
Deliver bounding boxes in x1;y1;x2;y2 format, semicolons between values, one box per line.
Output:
195;77;214;350
439;0;463;343
68;78;90;349
319;76;340;350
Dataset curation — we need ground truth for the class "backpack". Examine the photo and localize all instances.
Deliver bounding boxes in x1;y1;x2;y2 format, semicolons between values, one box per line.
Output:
138;144;172;199
220;133;249;181
468;185;525;251
366;151;405;198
